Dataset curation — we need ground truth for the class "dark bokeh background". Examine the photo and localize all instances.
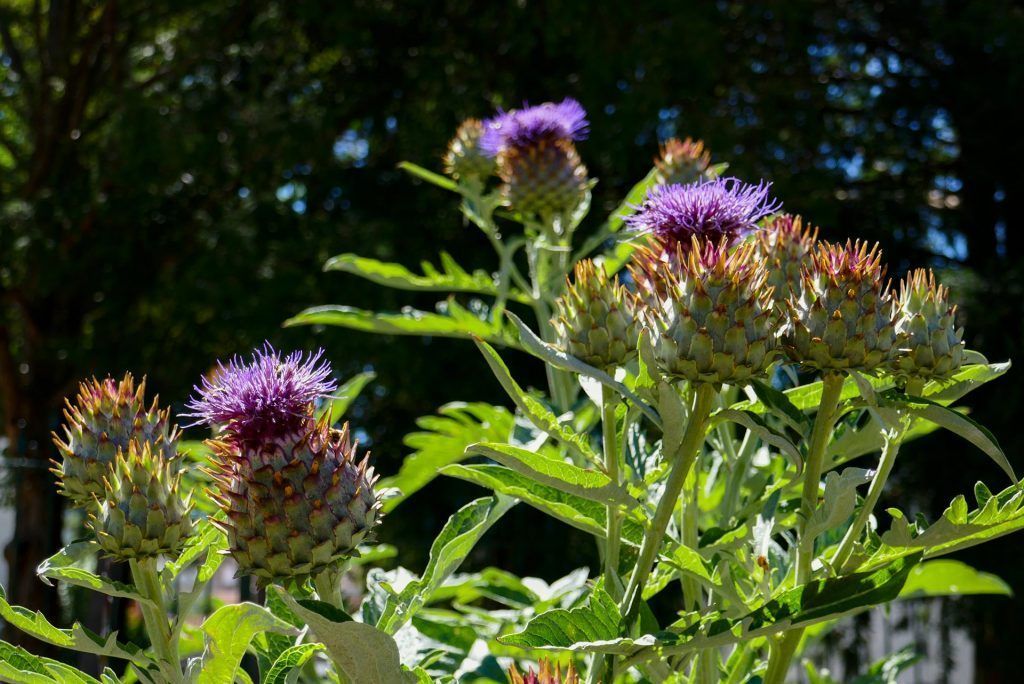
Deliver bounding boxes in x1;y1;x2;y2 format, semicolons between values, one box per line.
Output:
2;1;1023;680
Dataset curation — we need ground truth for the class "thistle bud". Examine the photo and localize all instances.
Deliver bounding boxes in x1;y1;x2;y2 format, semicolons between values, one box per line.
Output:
187;345;380;582
481;98;590;219
443;118;495;184
552;260;641;371
785;240;899;372
654;137;715;186
508;659;580;684
52;375;176;508
626;178;781;254
210;421;380;581
754;214;819;309
892;269;964;380
634;238;777;385
90;440;192;560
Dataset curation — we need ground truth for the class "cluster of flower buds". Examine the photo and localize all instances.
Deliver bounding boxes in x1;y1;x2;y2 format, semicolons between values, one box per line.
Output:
52;375;192;560
549;168;964;387
444;98;591;221
186;345;380;582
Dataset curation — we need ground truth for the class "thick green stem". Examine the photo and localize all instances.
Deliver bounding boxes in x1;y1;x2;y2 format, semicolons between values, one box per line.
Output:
130;558;183;683
830;376;923;573
601;385;623;601
620;383;716;625
795;373;846;581
830;432;900;573
764;372;846;684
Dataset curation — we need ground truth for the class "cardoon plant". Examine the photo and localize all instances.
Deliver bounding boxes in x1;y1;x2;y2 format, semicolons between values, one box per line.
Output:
290;94;1022;683
0;346;528;683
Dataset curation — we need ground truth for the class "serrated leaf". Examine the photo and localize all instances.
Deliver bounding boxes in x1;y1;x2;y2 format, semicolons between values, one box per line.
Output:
883;393;1016;483
500;585;622;649
378;402;515;513
922;361;1010;405
376;496;516;634
898;560;1012;598
804;468;873;544
276;590;411;683
862;483;1024;569
474;339;599;463
262;643;325;684
466;442;635;508
316;370;377;425
324;252;529;303
441;463;644;547
0;586;144;664
36;542;152;605
196;603;298;684
710;408;803;469
747;379;811;435
285;299;519;348
506;312;661;427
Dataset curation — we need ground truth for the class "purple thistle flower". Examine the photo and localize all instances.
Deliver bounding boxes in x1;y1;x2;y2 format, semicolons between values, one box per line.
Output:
185;344;336;446
480;98;589;157
625;178;782;248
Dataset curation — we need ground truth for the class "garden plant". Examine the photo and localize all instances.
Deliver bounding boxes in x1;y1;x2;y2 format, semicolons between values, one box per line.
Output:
0;98;1020;683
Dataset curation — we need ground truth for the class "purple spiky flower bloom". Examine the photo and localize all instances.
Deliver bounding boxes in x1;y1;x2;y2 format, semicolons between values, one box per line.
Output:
185;344;336;447
480;98;589;157
626;178;782;250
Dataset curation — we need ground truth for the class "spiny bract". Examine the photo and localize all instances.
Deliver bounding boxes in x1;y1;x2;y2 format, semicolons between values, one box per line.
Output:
90;440;192;560
635;238;777;385
892;269;965;380
785;240;900;372
210;420;380;582
498;137;589;220
507;659;580;684
443;118;495;184
654;137;715;186
552;260;641;371
754;214;819;304
52;374;176;508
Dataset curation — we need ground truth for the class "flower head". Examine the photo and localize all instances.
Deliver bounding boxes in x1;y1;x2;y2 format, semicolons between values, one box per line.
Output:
481;98;589;157
626;178;781;249
185;344;336;446
654;137;715;185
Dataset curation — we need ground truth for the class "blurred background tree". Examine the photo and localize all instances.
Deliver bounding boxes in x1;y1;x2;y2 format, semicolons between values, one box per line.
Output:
1;0;1022;678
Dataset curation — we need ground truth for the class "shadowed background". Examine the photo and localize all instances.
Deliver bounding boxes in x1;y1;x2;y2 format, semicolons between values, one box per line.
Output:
1;1;1023;680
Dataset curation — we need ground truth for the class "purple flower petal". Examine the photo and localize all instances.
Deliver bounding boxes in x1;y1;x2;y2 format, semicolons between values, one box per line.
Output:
480;98;589;157
184;343;337;445
625;178;782;248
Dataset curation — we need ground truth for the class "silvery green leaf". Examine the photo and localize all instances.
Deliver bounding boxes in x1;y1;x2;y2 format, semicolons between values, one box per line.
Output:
195;603;298;684
804;468;873;545
466;442;635;508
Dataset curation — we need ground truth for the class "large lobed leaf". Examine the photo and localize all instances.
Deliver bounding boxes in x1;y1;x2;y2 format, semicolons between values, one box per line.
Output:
324;252;530;303
374;496;517;634
378;402;515;513
285;298;520;348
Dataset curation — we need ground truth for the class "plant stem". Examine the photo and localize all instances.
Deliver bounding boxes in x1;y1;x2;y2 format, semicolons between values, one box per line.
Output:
795;372;845;581
764;372;845;684
620;383;716;625
601;385;623;601
829;376;924;573
130;558;183;684
830;431;900;573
